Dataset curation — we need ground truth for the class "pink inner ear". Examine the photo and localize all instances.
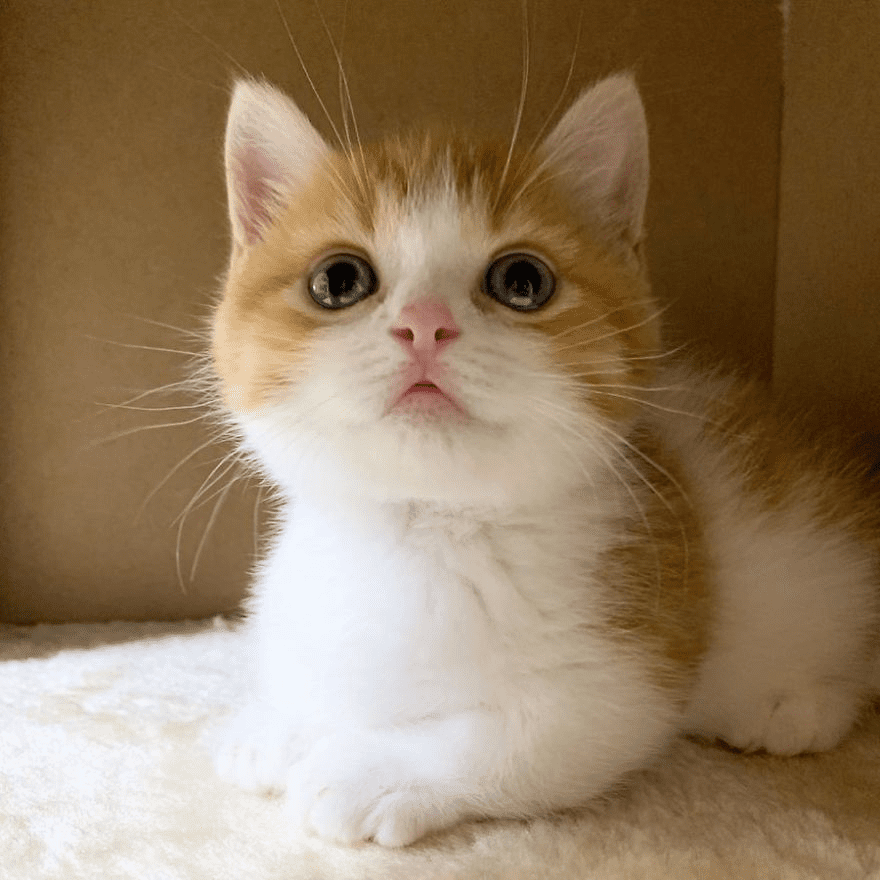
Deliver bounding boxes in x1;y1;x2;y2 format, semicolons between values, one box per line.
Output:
231;141;284;245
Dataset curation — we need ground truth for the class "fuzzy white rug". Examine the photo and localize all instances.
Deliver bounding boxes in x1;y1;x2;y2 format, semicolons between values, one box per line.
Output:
2;619;879;880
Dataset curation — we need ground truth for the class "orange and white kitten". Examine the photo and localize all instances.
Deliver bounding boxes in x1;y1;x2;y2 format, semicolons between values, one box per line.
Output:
211;74;880;846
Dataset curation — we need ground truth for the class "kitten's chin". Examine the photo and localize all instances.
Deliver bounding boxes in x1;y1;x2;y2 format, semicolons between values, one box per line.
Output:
245;413;599;509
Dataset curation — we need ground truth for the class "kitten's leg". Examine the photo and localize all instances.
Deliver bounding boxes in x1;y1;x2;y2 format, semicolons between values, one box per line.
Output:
214;700;304;793
684;518;878;755
285;714;496;847
285;688;677;847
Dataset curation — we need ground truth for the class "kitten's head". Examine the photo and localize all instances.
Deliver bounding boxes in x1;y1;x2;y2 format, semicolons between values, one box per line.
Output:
212;74;659;506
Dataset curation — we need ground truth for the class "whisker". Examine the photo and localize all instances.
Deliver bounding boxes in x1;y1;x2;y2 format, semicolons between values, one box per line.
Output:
527;398;664;590
494;0;530;212
507;152;613;208
586;390;733;431
189;473;238;583
271;0;367;206
82;335;198;357
92;379;199;413
549;305;672;355
136;436;221;521
88;415;210;448
546;299;665;340
173;449;245;588
123;314;208;340
561;382;686;393
595;421;691;509
97;401;209;413
524;3;584;157
167;2;250;76
172;452;244;529
310;0;369;201
148;62;228;94
253;483;265;557
272;0;345;149
593;420;692;594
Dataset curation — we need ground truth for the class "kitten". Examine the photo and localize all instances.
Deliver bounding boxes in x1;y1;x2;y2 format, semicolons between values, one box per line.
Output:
211;73;880;847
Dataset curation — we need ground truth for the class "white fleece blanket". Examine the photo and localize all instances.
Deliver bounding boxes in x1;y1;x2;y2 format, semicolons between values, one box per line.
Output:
2;619;878;880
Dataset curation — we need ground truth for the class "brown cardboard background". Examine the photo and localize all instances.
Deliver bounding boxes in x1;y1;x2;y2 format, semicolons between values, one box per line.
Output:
1;0;784;622
774;0;880;429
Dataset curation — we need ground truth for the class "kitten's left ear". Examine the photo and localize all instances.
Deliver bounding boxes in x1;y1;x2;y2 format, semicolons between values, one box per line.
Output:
542;73;649;250
225;79;331;248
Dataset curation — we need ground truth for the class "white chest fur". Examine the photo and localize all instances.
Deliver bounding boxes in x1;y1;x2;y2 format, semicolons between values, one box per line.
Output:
249;492;627;729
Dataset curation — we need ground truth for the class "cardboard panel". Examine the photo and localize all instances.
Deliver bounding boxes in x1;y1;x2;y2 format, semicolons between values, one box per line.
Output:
0;0;782;622
775;1;880;430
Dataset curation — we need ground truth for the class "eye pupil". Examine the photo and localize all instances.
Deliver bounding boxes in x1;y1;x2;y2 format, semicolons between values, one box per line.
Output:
506;262;538;298
327;261;357;294
309;254;377;309
485;253;555;311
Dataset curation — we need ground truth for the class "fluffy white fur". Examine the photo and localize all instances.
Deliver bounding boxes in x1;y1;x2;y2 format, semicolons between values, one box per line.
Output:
213;75;880;846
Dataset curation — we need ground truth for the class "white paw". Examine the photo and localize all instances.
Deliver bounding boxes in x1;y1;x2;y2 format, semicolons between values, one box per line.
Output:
213;701;302;793
286;730;453;847
717;682;862;756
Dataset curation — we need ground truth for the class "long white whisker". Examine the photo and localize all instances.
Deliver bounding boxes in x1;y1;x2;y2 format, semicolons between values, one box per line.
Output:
87;381;203;421
121;314;207;340
97;401;209;413
525;3;584;156
272;0;345;151
168;4;250;76
173;450;244;589
494;0;530;212
270;0;365;208
189;473;238;583
136;436;221;520
595;421;691;509
549;304;671;354
593;420;692;592
562;382;685;393
578;343;689;364
88;415;209;448
586;390;734;432
253;483;265;558
310;0;369;202
82;335;198;357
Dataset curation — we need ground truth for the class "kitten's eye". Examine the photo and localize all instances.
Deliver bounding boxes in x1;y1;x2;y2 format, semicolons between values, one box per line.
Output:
308;254;377;309
484;253;555;311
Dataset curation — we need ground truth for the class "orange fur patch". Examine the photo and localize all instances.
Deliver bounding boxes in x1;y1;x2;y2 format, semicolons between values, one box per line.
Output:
598;428;711;694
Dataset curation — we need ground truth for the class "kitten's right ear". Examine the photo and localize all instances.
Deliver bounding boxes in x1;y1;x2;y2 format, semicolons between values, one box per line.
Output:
225;79;330;247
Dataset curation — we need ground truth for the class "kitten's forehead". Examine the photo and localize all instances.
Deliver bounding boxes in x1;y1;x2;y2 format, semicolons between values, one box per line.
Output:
373;186;491;280
353;134;538;238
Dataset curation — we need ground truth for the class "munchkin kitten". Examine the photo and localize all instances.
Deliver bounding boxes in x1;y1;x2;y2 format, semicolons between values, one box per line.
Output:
211;73;880;846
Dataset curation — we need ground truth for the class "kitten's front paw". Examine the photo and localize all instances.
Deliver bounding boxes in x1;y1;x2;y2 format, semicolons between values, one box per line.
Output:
214;701;302;793
286;731;454;847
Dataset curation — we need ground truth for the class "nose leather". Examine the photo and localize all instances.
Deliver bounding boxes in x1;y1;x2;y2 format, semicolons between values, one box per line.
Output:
391;299;460;360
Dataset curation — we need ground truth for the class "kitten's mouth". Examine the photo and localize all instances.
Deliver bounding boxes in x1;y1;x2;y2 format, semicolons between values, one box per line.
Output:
389;378;466;417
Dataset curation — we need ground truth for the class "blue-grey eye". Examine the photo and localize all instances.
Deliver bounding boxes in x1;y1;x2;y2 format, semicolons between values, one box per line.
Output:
308;254;377;309
485;253;555;311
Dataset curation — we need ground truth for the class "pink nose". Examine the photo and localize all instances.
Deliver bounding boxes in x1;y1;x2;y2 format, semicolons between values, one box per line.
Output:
391;299;460;355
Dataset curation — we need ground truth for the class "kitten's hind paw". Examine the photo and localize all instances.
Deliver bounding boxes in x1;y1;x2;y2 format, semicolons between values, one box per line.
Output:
714;682;863;756
213;701;302;794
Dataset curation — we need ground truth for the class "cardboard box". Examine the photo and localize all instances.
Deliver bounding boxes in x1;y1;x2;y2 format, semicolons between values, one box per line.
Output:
1;0;876;622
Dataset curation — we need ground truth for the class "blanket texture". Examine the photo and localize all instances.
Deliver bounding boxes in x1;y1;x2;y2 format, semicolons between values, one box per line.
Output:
2;619;878;880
